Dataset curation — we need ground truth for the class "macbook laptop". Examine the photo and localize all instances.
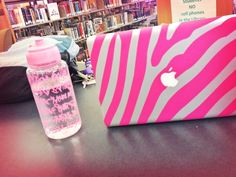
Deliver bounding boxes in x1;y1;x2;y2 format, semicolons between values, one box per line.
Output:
87;15;236;127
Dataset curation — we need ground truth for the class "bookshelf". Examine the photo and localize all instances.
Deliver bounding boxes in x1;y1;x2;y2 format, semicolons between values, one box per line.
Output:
3;0;157;42
12;1;152;31
75;14;156;43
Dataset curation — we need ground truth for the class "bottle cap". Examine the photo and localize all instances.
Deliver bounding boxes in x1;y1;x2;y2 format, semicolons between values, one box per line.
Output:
26;39;61;67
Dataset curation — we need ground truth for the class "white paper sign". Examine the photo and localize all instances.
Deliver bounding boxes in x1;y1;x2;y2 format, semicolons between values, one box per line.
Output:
171;0;216;23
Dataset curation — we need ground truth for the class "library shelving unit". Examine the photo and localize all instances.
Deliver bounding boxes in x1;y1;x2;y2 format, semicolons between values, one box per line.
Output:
3;0;157;44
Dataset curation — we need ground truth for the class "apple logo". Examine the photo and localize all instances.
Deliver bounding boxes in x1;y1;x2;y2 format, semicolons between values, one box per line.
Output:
160;67;179;87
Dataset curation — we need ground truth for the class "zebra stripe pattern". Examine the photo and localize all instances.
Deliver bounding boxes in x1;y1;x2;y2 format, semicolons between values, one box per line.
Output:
87;15;236;127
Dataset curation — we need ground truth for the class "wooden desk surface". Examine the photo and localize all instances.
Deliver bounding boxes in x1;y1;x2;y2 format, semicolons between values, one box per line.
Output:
0;85;236;177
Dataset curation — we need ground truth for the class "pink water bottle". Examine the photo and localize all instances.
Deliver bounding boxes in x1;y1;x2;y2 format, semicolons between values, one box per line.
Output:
26;39;82;139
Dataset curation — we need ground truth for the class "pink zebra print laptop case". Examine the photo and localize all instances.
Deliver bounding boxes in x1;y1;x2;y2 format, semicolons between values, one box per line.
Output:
87;15;236;127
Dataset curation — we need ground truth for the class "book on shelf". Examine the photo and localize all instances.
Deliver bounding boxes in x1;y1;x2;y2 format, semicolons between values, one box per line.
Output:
103;0;122;7
36;0;46;6
34;4;49;22
47;3;60;21
116;0;123;6
64;25;87;41
106;15;114;28
88;20;95;35
96;0;105;9
87;0;97;10
69;0;76;16
127;13;134;23
123;12;128;24
58;3;68;18
53;21;61;31
106;14;126;28
103;0;109;7
17;7;26;26
29;8;36;24
93;17;107;33
74;0;89;13
8;9;18;28
77;22;86;38
58;2;71;17
113;13;123;25
21;7;33;25
64;27;75;40
9;7;25;27
85;20;95;36
39;7;49;22
74;1;81;14
34;8;43;23
42;25;54;35
73;26;80;40
81;0;88;11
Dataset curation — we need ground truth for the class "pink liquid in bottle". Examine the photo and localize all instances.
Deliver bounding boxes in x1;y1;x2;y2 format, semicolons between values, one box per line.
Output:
26;39;81;139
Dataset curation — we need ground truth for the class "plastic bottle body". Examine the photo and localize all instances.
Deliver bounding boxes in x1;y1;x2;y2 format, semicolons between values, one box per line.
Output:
27;60;81;139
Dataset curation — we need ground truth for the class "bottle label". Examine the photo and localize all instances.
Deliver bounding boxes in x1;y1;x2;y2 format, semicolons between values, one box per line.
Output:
28;67;80;133
34;81;80;133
